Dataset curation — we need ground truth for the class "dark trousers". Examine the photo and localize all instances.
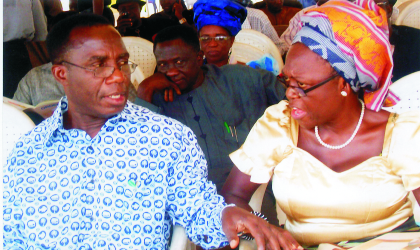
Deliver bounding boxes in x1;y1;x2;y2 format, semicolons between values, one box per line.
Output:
3;39;32;98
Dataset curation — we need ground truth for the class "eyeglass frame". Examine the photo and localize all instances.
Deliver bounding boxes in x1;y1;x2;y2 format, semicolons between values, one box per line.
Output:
375;1;389;7
279;73;340;97
198;35;231;44
61;60;137;78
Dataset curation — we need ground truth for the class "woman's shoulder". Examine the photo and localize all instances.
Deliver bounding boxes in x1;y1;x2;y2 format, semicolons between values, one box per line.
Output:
392;110;420;124
252;100;293;135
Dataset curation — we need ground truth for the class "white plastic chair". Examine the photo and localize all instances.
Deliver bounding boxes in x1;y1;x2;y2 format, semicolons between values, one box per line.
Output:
383;71;420;113
232;43;266;64
233;29;284;69
2;102;36;166
382;71;420;224
395;0;420;29
170;225;195;250
131;66;146;90
122;36;156;79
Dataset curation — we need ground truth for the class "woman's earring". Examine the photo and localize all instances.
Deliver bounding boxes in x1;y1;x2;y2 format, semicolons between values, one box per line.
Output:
341;91;347;97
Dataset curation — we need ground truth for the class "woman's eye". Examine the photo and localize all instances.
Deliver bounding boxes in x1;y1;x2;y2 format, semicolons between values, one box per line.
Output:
297;82;306;88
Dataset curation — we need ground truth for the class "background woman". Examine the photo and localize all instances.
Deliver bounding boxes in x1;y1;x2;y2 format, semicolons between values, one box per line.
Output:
193;0;247;66
221;0;420;247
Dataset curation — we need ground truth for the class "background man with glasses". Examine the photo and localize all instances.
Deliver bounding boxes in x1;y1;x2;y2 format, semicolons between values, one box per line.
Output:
3;14;299;250
135;25;286;225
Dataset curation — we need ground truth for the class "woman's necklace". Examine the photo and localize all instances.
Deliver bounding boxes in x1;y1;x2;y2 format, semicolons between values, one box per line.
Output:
315;99;365;150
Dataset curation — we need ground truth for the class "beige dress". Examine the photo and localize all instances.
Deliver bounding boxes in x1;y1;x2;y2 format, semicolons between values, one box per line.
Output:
230;100;420;246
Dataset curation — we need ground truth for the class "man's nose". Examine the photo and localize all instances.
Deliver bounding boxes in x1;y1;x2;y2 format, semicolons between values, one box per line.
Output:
106;66;127;85
166;65;179;77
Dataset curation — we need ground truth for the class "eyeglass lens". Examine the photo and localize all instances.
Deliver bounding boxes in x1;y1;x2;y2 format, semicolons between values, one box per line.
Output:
95;64;137;78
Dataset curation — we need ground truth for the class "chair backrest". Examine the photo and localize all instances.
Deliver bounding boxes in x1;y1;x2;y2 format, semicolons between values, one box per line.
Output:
233;29;284;69
395;0;420;28
232;43;267;64
382;71;420;223
122;36;156;78
131;66;146;90
382;71;420;113
3;102;36;166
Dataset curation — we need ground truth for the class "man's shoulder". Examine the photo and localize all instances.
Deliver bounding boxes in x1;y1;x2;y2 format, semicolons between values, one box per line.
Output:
123;101;187;129
205;64;271;82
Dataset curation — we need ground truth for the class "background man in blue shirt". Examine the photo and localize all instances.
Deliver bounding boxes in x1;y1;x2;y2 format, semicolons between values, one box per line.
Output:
3;14;300;250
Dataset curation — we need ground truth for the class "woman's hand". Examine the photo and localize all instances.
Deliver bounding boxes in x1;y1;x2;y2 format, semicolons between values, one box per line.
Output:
136;73;181;103
222;206;302;250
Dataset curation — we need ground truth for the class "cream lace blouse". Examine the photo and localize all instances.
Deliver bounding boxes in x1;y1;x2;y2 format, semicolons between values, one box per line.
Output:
230;100;420;246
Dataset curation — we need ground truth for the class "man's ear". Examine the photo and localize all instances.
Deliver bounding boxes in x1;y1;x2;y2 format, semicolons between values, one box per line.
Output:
51;64;69;86
197;50;204;66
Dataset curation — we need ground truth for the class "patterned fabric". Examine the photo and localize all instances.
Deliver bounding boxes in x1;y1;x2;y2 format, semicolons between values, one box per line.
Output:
3;97;229;250
242;8;282;52
194;0;247;36
247;53;280;76
279;5;317;56
293;0;398;111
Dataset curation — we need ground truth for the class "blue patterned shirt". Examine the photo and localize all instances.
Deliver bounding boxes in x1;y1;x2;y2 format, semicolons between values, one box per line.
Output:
3;97;229;250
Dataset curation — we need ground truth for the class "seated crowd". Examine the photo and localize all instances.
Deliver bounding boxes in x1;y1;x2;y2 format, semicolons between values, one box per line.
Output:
4;0;420;249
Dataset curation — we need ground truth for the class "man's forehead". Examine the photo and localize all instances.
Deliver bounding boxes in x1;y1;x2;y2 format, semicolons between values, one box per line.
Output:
67;25;127;54
155;39;196;58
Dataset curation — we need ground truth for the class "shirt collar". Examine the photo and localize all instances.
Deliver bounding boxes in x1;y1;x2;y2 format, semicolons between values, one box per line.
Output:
42;96;138;146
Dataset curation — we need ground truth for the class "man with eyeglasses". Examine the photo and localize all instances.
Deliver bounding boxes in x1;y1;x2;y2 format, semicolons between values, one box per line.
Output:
3;14;299;250
135;25;286;225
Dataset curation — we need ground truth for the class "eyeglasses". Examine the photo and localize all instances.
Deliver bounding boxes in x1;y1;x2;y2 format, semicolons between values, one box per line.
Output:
375;1;388;7
62;61;137;78
199;36;231;43
279;73;339;97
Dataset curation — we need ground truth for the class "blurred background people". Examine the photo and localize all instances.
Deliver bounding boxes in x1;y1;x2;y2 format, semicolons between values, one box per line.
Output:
253;0;301;25
3;0;48;98
149;0;194;28
233;0;284;52
78;0;115;24
113;0;176;40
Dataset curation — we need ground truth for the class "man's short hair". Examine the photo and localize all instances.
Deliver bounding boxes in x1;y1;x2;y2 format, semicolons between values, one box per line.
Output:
153;25;200;52
46;14;112;64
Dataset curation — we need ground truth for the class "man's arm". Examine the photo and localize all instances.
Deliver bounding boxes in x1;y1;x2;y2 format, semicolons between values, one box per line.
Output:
3;147;29;249
13;73;34;105
258;68;287;105
134;72;182;113
166;123;301;250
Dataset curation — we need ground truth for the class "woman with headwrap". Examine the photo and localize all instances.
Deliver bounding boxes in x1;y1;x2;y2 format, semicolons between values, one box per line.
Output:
193;0;246;66
221;0;420;248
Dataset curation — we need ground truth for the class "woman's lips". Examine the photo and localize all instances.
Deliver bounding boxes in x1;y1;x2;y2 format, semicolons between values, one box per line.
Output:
291;107;307;120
